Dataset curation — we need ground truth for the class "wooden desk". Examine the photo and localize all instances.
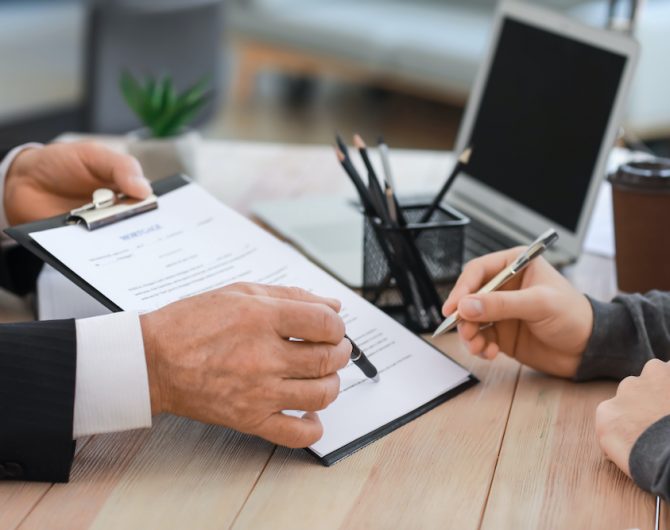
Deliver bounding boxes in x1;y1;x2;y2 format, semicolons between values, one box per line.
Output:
0;140;665;530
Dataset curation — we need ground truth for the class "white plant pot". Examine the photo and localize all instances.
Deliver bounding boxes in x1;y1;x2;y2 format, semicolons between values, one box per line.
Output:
126;129;199;181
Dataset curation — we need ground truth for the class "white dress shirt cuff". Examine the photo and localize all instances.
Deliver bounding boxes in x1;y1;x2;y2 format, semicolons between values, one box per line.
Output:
73;311;153;438
0;143;43;233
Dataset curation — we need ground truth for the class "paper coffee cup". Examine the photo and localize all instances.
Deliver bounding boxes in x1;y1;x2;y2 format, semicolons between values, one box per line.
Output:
608;159;670;292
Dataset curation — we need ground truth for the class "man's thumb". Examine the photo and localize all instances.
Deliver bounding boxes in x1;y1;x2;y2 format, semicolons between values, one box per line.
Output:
116;157;152;199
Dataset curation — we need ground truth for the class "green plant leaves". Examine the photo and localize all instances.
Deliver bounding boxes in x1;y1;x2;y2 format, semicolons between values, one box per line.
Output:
119;71;212;138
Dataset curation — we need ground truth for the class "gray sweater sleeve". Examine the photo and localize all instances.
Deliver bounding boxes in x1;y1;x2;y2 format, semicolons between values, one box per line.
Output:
575;290;670;381
573;290;670;501
629;415;670;502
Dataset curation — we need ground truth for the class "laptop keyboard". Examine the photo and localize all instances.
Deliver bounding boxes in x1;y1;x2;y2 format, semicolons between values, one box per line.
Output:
464;217;519;262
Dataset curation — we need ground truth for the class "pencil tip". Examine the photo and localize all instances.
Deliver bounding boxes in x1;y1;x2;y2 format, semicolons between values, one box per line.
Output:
460;146;473;164
353;133;366;149
335;133;347;150
334;146;345;161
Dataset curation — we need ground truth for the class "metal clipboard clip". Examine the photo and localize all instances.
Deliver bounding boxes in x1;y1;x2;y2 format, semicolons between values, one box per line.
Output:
67;188;158;230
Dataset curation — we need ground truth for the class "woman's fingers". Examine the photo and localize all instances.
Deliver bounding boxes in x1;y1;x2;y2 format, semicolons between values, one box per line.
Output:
457;321;480;341
458;288;549;324
442;248;523;315
458;324;499;359
483;341;500;360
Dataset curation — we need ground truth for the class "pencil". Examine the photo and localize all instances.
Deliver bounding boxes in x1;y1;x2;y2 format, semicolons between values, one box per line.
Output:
377;136;407;227
336;134;441;327
334;146;377;216
337;133;388;218
355;134;442;325
354;134;389;221
335;132;349;154
385;187;398;223
336;143;421;321
377;136;396;190
419;146;472;223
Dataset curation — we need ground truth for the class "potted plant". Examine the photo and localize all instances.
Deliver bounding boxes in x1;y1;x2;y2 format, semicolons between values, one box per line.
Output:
121;72;211;180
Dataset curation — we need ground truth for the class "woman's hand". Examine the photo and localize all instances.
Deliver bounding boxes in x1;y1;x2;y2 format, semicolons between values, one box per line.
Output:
4;142;152;225
596;359;670;477
442;248;594;378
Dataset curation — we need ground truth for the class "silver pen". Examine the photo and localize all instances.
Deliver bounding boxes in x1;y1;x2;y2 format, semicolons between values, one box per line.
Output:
655;495;661;530
432;228;559;337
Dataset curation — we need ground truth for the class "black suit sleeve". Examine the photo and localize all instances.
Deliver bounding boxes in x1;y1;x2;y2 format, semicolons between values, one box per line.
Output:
0;319;77;483
0;244;43;296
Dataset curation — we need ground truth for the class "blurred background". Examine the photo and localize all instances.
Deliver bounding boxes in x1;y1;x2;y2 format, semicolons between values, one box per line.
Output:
1;0;668;154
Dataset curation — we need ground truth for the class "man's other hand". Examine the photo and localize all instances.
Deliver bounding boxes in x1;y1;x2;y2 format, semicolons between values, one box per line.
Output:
596;359;670;476
4;142;152;225
140;283;352;448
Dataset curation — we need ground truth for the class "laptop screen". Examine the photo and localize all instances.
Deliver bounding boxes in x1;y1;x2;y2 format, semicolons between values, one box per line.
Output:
464;17;627;232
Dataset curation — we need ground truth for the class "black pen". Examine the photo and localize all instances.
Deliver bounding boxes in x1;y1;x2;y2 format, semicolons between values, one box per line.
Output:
346;334;379;382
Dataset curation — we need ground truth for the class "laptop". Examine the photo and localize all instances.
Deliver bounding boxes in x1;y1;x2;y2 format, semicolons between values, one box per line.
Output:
253;0;639;287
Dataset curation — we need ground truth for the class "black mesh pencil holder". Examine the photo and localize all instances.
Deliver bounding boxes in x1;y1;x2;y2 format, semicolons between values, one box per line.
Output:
362;202;469;332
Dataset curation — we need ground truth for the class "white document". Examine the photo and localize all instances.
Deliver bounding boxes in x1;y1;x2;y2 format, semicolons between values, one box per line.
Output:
37;264;110;320
583;181;614;258
31;183;471;459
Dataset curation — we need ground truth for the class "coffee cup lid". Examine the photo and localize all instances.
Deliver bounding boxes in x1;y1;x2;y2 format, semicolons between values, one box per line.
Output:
608;158;670;190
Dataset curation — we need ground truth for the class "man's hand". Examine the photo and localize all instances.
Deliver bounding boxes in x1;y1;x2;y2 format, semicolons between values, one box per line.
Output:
442;248;593;378
4;142;152;226
140;282;352;448
596;359;670;476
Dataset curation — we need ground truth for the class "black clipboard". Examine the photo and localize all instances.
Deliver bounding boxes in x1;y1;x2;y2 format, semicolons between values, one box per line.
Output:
5;173;478;466
5;174;189;313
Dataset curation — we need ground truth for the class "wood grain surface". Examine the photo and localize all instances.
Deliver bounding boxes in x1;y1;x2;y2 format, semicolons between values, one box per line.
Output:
233;337;520;530
2;139;665;530
481;371;656;530
17;416;273;530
